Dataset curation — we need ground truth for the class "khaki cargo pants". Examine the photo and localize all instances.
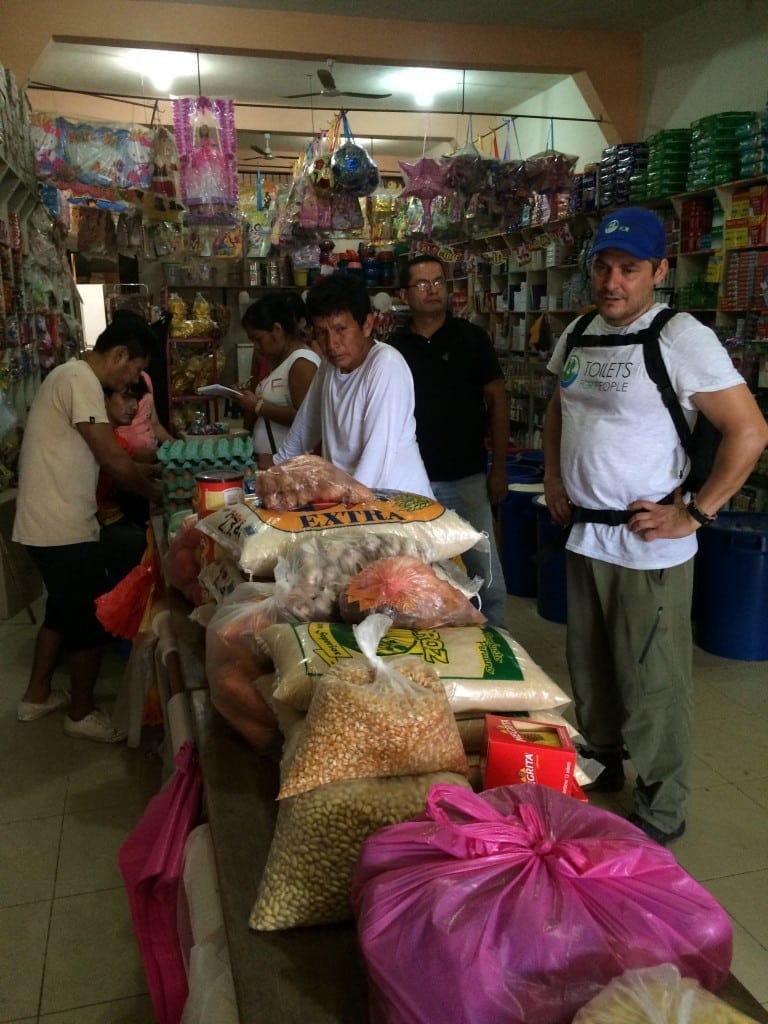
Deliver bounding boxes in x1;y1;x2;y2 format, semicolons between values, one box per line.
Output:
565;552;694;834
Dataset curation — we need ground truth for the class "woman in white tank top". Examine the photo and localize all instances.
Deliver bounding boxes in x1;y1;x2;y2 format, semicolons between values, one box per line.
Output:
234;293;320;465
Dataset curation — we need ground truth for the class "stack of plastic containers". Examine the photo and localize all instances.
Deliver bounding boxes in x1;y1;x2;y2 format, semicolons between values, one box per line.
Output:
686;111;754;191
634;129;691;200
596;142;648;209
736;111;768;179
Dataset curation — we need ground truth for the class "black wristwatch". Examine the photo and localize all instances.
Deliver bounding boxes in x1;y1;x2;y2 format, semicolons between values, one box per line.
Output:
686;499;717;527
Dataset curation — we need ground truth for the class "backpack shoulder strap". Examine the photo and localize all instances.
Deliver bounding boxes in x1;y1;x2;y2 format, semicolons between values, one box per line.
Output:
641;308;692;449
563;309;599;358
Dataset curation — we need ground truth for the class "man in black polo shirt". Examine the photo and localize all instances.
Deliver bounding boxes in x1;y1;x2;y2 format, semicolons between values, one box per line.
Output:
389;253;510;627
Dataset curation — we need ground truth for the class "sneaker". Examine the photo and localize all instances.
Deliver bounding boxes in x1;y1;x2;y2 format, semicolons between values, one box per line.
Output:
17;689;71;723
63;709;127;743
577;746;626;793
628;812;686;846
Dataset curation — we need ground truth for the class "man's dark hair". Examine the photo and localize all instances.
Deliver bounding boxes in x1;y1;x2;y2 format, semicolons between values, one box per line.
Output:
241;292;301;335
399;252;447;291
93;311;155;360
305;272;371;327
125;374;150;400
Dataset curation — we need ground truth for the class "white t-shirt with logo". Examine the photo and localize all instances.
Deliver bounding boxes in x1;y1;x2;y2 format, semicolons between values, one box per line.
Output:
13;359;109;547
547;304;744;569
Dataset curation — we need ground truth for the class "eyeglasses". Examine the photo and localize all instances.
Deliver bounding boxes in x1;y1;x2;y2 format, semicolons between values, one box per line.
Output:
407;277;446;293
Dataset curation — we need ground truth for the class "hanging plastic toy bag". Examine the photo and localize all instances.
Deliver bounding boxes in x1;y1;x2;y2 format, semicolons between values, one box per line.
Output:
143;125;184;222
330;111;380;197
443;115;489;207
524;123;578;195
308;131;335;194
173;96;239;224
353;783;733;1024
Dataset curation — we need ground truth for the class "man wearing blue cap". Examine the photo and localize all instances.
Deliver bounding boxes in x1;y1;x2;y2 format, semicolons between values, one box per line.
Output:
543;206;768;845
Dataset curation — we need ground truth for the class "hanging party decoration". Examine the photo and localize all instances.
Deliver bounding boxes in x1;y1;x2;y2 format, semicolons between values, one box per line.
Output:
443;115;488;207
30;113;153;198
330;112;379;197
143;125;184;223
173;97;239;225
308;132;335;195
398;157;449;238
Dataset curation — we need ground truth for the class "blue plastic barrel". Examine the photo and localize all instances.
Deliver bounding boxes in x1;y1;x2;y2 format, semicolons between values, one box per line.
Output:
498;464;544;596
534;494;568;623
694;512;768;660
517;449;546;471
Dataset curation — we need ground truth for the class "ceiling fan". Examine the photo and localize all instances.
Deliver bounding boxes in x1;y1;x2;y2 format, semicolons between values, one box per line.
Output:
283;59;392;100
250;132;273;158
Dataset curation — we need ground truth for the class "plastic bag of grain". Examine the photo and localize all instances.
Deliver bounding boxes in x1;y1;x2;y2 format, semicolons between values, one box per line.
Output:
255;621;570;714
572;963;758;1024
195;490;488;578
249;770;472;931
278;615;469;799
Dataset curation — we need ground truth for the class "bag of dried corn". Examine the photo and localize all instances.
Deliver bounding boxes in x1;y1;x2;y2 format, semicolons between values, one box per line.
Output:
278;614;469;799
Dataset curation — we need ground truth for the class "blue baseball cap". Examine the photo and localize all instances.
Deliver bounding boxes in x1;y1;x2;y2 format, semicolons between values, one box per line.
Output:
589;207;667;261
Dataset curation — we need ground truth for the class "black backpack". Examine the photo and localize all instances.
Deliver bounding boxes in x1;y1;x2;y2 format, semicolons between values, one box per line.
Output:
564;307;721;494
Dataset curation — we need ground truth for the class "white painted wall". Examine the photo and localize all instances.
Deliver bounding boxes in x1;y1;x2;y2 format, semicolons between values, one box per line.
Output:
641;0;768;135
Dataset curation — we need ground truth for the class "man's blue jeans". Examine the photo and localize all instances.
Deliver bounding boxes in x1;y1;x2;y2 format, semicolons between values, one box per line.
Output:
431;474;507;628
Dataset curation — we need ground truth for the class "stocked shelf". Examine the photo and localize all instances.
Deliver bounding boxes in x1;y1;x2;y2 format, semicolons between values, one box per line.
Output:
440;176;768;447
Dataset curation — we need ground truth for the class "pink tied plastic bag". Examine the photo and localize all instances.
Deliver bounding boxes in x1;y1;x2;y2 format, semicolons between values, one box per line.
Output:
118;742;203;1024
352;783;733;1024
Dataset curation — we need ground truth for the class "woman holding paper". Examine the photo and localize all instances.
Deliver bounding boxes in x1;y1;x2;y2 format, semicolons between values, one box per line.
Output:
234;293;320;466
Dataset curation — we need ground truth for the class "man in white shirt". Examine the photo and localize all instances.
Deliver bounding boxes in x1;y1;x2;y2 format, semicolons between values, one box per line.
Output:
14;313;161;742
274;273;432;498
543;207;768;844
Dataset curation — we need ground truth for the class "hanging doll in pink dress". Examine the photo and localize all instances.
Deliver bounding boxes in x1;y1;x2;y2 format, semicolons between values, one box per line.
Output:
174;97;239;224
186;122;229;205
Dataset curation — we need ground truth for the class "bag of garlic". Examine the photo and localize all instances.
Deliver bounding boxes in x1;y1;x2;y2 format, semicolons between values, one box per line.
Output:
194;490;488;578
271;532;426;622
256;621;570;714
278;614;469;799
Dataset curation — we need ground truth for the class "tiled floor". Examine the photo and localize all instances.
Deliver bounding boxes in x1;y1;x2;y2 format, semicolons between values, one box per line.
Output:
0;598;160;1024
1;592;767;1022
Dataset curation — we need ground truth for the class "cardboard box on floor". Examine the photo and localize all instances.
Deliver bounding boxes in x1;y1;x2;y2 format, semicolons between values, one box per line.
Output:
0;489;43;619
482;714;576;795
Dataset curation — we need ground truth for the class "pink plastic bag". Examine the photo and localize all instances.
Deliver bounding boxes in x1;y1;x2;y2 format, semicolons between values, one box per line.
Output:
118;742;202;1024
352;783;732;1024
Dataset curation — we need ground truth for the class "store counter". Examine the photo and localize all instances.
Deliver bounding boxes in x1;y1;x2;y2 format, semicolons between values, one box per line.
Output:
189;688;369;1023
185;685;768;1024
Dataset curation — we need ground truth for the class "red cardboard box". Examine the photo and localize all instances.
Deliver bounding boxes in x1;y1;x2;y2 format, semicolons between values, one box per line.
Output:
482;715;576;794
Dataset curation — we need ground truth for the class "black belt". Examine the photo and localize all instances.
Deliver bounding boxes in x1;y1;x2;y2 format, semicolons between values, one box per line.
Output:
537;491;676;565
570;491;675;526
